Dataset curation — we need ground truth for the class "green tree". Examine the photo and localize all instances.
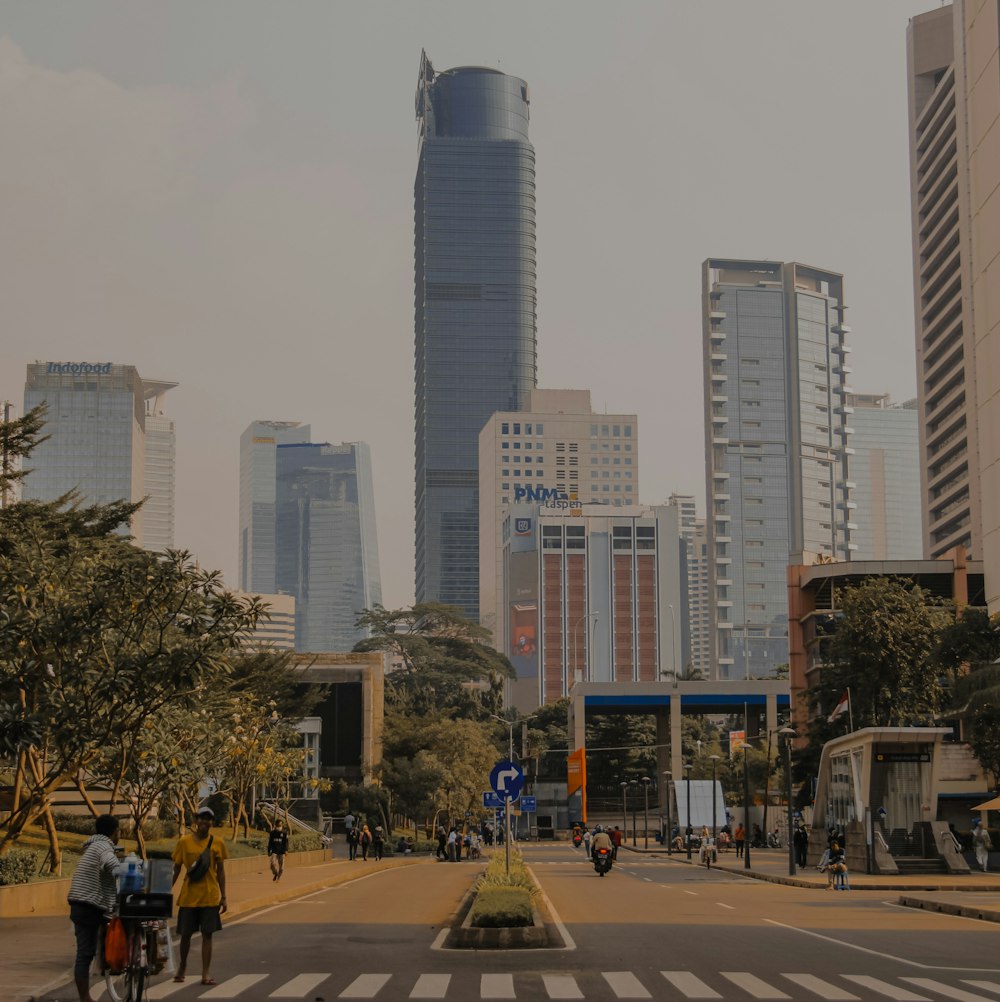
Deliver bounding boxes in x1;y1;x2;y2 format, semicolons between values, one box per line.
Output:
815;578;949;731
0;404;48;505
966;703;1000;792
353;603;514;718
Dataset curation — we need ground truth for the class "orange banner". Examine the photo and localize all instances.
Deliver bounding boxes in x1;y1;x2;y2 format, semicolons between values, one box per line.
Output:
567;747;587;822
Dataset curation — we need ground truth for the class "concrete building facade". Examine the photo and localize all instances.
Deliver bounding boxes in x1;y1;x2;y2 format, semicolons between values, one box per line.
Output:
667;492;710;677
478;389;639;639
702;260;856;681
141;380;178;553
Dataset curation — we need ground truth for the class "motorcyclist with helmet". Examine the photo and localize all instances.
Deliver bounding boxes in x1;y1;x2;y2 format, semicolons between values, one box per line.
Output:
591;825;614;874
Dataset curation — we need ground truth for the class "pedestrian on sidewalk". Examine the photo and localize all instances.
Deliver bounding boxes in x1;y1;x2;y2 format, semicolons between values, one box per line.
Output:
611;826;622;860
67;814;121;1002
267;819;289;881
171;807;228;986
372;825;385;861
435;826;447;860
347;825;359;861
793;824;809;868
973;820;992;872
359;824;372;860
734;823;745;859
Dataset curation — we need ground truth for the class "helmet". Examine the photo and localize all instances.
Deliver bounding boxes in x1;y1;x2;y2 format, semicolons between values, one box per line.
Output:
594;825;603;833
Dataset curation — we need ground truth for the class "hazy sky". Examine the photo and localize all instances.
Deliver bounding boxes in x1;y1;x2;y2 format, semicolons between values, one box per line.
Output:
1;1;933;610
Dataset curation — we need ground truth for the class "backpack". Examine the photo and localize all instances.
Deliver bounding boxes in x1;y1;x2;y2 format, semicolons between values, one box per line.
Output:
187;836;214;883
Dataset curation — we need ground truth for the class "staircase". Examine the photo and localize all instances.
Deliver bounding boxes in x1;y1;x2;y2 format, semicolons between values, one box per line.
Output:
892;856;949;875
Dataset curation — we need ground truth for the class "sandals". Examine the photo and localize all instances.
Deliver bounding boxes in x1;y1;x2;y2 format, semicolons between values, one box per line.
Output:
201;978;217;985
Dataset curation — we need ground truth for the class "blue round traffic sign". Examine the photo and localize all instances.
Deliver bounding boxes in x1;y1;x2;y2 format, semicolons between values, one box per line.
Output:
489;759;524;801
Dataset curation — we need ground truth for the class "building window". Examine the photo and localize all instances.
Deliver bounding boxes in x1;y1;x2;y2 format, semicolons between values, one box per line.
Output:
535;423;543;434
602;425;609;435
513;423;520;435
525;423;532;434
613;425;621;436
624;426;632;437
502;442;509;450
590;424;598;436
501;423;509;434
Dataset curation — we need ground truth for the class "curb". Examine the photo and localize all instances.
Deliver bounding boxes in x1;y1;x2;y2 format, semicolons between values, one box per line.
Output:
898;895;1000;924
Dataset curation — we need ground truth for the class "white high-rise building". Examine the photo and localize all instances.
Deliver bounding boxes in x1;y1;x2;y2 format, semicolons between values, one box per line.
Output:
478;389;639;639
667;492;710;678
142;380;178;553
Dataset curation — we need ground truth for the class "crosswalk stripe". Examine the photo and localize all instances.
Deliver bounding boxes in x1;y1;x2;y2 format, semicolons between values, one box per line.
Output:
481;973;516;999
201;974;270;998
270;973;331;997
661;971;723;999
542;974;584;999
146;980;190;999
602;971;651;998
842;975;930;1000
962;983;1000;996
782;974;859;1000
901;978;997;1001
410;973;451;998
340;974;392;998
721;972;790;999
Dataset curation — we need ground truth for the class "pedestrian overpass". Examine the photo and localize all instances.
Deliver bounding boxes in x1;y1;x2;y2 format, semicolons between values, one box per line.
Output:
567;679;791;783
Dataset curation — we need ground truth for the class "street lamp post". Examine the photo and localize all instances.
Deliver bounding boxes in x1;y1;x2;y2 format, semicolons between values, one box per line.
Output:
742;749;752;870
780;726;797;876
629;779;639;846
620;781;628;840
663;771;673;854
684;764;693;859
709;754;720;842
641;776;651;850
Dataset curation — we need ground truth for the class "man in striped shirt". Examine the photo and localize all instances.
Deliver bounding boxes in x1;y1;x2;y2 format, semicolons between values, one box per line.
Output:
67;814;121;1002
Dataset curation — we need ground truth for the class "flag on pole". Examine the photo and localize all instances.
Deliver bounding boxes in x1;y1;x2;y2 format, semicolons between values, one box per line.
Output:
828;691;850;723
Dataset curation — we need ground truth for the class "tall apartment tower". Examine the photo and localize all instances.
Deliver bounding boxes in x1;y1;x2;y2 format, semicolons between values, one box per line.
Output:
275;441;382;652
414;51;537;620
848;394;922;560
141;380;178;552
703;260;855;680
22;361;178;547
239;421;312;593
478;389;639;635
667;492;710;678
907;3;1000;614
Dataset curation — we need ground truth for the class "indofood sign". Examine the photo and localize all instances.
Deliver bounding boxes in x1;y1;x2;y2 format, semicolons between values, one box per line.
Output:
46;362;113;375
513;485;582;512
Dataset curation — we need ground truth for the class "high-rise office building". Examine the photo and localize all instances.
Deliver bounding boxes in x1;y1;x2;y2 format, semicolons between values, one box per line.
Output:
414;51;537;620
141;380;178;552
276;441;382;652
907;3;1000;614
667;492;709;677
23;361;176;548
239;421;312;593
703;260;855;680
848;394;922;560
478;390;639;636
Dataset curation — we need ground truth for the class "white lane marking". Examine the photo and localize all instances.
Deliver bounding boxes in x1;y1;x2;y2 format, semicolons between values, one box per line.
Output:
782;974;859;1000
841;976;930;1000
201;975;270;998
683;889;698;895
270;973;330;997
410;973;451;998
962;984;1000;996
543;974;584;998
902;979;997;1001
660;971;722;998
339;974;392;998
602;971;652;997
525;863;576;951
481;973;516;998
716;902;735;909
146;980;190;999
720;973;790;999
430;927;449;950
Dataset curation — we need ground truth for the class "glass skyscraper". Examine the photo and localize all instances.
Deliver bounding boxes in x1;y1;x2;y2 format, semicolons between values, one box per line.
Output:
275;441;382;652
22;362;176;548
413;51;537;619
702;261;856;680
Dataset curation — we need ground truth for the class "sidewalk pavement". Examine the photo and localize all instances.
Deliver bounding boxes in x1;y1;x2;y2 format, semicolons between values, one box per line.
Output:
618;842;1000;924
1;850;429;1002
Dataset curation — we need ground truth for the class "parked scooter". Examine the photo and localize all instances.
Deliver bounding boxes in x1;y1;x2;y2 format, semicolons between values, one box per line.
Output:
593;845;613;877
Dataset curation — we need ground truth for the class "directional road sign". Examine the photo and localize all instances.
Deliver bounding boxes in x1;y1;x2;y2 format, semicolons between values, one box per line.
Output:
489;759;525;802
483;792;505;809
520;795;537;813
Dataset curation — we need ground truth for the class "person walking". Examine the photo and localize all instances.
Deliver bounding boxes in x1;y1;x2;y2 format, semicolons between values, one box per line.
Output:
347;825;359;861
973;820;993;872
171;807;228;986
359;824;372;861
583;827;592;859
610;826;623;860
446;827;458;862
372;825;385;861
343;809;355;833
435;826;447;861
267;819;289;881
67;814;121;1002
793;824;809;868
734;823;745;859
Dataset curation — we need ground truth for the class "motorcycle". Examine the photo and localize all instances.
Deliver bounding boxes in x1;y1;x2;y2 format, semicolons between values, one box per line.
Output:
593;846;613;877
572;831;583;849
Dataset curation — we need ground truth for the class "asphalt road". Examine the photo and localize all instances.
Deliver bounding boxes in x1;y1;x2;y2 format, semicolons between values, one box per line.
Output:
41;844;1000;1001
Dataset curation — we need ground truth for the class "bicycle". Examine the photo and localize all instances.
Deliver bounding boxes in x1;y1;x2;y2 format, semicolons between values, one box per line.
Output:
104;892;174;1001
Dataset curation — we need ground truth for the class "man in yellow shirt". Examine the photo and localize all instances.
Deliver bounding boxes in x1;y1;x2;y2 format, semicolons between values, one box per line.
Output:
171;807;228;985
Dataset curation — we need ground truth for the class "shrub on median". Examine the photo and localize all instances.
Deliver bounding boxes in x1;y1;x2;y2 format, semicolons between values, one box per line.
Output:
0;849;39;886
469;886;533;927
